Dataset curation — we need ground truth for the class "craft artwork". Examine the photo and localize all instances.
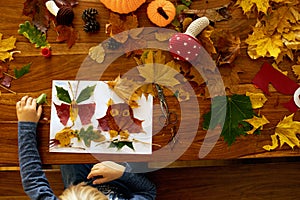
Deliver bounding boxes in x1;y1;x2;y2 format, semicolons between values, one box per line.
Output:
50;80;153;154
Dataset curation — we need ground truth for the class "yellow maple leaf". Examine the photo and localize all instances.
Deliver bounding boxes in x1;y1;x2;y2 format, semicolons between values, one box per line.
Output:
0;33;18;61
263;114;300;151
244;115;270;135
235;0;269;14
107;76;141;108
245;26;283;59
137;50;180;87
292;64;300;80
246;92;268;109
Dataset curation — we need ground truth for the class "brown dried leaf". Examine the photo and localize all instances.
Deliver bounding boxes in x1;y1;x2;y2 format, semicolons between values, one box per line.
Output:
55;25;78;48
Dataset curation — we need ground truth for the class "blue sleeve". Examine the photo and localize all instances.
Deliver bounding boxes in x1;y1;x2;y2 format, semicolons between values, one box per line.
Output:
18;122;59;200
119;165;156;200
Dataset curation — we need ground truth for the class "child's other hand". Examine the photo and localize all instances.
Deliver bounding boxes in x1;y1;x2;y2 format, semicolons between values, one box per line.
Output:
16;96;42;122
87;161;125;184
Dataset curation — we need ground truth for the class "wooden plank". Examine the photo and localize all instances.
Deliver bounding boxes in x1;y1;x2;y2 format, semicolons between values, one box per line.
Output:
1;162;300;199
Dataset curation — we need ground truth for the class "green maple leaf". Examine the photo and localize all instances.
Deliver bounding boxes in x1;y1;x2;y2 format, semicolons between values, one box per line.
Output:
203;94;256;145
109;140;135;151
78;126;105;147
18;21;49;48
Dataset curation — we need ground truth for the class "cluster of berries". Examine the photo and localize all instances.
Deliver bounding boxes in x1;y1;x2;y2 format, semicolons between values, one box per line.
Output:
82;8;100;33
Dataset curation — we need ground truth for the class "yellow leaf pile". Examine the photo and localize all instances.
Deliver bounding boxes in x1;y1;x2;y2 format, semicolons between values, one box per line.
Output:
263;114;300;151
243;0;300;62
0;33;18;62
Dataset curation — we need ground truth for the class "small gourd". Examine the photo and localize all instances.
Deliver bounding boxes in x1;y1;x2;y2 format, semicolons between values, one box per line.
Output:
100;0;146;14
147;0;176;27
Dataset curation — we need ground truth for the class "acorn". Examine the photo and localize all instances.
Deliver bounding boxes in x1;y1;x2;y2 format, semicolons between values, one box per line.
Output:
45;1;74;26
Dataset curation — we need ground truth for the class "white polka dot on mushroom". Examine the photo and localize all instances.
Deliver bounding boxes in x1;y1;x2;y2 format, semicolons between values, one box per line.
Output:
193;45;196;48
187;51;191;54
177;50;181;54
176;37;180;40
184;42;187;46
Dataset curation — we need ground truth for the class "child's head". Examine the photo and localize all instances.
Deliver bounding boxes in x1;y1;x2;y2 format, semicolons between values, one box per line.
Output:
59;182;108;200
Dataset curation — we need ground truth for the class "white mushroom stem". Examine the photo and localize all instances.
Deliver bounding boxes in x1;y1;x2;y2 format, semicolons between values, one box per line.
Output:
185;17;210;38
45;0;59;16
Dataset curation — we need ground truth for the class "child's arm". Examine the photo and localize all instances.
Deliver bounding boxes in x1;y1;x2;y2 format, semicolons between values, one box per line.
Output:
17;96;58;200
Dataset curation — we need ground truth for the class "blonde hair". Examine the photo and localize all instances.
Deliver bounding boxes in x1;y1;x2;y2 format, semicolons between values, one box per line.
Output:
59;182;108;200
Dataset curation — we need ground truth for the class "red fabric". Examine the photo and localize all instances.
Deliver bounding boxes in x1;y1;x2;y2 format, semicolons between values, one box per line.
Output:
252;62;299;112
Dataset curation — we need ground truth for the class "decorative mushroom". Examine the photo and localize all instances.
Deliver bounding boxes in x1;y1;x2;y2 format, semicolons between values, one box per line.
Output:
169;17;210;62
45;0;74;26
100;0;146;14
147;0;176;27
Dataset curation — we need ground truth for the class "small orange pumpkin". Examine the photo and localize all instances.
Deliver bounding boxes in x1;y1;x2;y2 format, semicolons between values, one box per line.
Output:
147;0;176;27
100;0;146;14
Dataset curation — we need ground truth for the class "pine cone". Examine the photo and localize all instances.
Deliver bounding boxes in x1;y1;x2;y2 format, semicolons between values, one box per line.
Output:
104;38;122;50
83;21;100;33
82;8;98;22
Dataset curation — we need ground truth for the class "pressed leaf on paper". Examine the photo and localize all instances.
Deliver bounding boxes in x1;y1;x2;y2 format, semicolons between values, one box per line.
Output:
78;125;105;148
203;94;256;146
263;114;300;151
243;115;270;135
107;76;141;108
246;92;268;109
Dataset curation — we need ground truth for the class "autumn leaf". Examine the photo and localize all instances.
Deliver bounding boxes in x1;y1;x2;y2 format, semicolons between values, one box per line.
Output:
243;115;269;134
211;30;241;66
137;50;180;87
55;25;78;48
109;140;134;151
106;13;139;43
78;125;105;147
263;114;300;151
203;94;256;145
246;92;268;109
89;44;105;64
245;2;300;62
23;0;52;33
18;21;49;48
0;33;19;62
107;76;142;108
14;63;31;79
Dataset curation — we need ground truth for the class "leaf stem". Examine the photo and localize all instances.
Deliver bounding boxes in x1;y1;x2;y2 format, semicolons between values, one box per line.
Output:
0;84;16;94
3;72;16;79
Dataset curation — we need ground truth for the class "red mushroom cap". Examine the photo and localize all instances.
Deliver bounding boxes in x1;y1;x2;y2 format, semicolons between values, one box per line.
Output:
169;33;202;62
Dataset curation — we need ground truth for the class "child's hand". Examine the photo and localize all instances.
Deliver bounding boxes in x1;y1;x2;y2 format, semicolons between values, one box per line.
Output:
16;96;43;122
87;161;125;184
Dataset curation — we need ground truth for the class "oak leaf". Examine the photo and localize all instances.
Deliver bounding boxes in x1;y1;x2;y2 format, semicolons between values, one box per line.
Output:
263;114;300;151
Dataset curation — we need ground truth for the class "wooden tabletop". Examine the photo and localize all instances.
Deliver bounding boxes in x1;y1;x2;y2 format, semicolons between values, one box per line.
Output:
1;0;300;165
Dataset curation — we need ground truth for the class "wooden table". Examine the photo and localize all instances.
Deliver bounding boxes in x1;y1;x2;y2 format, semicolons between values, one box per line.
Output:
1;0;300;165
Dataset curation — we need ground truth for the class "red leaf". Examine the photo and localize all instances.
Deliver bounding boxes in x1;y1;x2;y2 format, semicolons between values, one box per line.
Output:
54;102;70;126
1;75;13;88
23;0;52;33
78;103;96;125
97;103;144;133
0;64;9;79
